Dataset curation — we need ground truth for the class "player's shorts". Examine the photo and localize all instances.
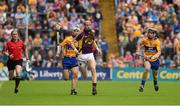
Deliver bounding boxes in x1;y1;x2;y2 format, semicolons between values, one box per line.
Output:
149;59;160;70
77;53;96;67
7;59;23;71
62;56;78;70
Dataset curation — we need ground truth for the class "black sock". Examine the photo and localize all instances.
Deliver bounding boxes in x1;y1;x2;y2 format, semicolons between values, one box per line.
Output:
141;79;146;86
92;83;97;89
15;77;21;89
154;80;158;85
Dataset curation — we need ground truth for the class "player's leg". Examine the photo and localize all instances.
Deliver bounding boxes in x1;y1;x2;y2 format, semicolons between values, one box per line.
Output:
139;61;151;92
151;59;160;91
79;62;87;80
14;65;23;94
8;70;14;80
77;55;87;80
70;66;78;95
88;54;97;95
63;69;70;81
152;70;159;91
7;60;14;80
62;57;70;81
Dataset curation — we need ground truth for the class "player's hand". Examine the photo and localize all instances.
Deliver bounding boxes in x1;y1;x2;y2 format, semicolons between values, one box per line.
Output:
9;54;14;59
134;51;142;58
26;59;30;63
150;55;158;60
144;55;152;59
97;48;102;56
56;52;60;57
75;49;80;55
135;51;141;56
55;22;62;30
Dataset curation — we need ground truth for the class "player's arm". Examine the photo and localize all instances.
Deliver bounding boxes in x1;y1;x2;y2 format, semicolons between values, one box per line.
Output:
22;42;29;61
24;48;29;60
56;44;62;57
70;41;79;54
93;40;102;56
2;43;10;57
136;38;151;59
56;38;67;57
2;49;9;56
136;38;143;55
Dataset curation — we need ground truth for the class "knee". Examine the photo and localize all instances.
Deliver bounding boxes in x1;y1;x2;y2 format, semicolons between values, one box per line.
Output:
144;65;151;72
91;68;96;76
63;76;69;81
81;72;87;79
82;74;87;80
73;74;78;79
90;66;96;72
64;78;69;81
144;68;150;72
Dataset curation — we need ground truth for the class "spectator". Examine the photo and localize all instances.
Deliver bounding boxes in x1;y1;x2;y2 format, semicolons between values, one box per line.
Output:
0;0;102;68
33;33;42;46
124;51;133;67
31;50;42;67
99;37;108;64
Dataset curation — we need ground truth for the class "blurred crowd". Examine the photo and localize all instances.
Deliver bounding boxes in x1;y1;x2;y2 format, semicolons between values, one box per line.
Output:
0;0;104;68
0;0;179;69
113;0;180;69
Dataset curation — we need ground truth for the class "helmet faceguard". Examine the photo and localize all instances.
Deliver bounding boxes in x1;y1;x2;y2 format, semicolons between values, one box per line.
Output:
147;28;158;39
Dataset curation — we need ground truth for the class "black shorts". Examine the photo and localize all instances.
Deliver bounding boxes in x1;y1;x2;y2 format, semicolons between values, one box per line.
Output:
7;59;23;71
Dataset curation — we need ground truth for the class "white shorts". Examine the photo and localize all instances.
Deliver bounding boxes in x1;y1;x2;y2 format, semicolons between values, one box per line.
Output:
77;53;96;67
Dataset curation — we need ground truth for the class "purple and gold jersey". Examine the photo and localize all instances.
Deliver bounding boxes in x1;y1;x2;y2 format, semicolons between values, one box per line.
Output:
60;36;77;57
75;29;95;54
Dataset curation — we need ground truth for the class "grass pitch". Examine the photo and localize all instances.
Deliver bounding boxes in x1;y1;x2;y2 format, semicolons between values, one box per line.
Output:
0;81;179;105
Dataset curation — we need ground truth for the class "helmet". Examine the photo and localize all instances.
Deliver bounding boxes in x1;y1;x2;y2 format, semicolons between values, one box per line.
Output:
72;25;80;38
147;27;158;39
73;25;80;32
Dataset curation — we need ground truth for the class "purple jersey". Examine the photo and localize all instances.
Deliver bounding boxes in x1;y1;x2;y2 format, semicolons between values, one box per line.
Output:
75;29;95;54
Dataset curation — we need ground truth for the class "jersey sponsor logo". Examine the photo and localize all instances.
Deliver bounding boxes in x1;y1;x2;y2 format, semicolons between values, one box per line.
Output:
144;46;157;53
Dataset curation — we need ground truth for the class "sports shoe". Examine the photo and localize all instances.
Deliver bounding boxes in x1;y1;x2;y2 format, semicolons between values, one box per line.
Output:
139;85;144;92
92;88;97;95
154;84;159;92
71;89;77;95
14;88;18;94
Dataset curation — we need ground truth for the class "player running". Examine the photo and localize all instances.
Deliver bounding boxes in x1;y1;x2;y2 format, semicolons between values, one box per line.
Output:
136;27;161;92
3;29;29;94
56;31;79;95
74;21;102;95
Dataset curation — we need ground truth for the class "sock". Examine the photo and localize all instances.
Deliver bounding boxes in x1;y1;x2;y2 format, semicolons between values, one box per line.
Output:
154;80;158;85
92;83;97;89
141;79;146;86
15;77;21;89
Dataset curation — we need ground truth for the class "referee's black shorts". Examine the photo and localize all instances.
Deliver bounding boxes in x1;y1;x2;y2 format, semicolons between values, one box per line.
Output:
7;59;23;71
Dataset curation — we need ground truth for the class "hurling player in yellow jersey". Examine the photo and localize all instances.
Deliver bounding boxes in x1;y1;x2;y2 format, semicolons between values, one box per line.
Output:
136;28;161;92
56;31;79;95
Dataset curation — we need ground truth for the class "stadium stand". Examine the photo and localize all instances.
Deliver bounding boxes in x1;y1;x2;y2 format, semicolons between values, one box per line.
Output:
0;0;103;67
0;0;179;69
114;0;180;68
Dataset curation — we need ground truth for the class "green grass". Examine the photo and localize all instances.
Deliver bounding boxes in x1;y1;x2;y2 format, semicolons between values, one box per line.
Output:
0;81;180;105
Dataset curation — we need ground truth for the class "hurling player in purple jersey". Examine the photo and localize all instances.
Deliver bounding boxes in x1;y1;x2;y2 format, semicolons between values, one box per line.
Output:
75;21;102;95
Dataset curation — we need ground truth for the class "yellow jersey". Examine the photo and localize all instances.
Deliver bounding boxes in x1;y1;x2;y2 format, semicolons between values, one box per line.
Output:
140;38;161;62
60;36;77;57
